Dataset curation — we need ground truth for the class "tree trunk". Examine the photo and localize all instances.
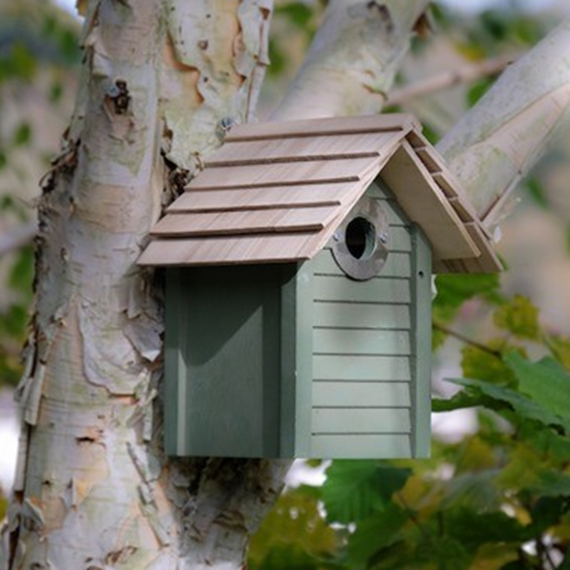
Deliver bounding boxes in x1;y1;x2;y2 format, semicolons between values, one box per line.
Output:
2;1;570;569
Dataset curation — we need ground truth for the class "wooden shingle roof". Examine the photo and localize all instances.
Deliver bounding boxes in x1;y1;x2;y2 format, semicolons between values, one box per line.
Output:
138;114;501;273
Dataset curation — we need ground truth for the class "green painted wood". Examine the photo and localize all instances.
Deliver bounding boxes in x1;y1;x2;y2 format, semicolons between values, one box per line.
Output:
313;381;411;407
165;268;187;455
313;355;411;381
313;276;411;304
311;434;412;458
312;408;411;434
314;302;410;330
315;250;412;279
313;328;411;356
168;265;298;458
410;224;433;458
280;261;313;457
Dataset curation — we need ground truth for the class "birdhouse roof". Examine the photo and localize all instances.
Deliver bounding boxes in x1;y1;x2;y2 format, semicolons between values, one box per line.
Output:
138;114;501;273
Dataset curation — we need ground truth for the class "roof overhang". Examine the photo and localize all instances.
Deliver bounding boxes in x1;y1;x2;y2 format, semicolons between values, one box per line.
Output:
138;114;501;273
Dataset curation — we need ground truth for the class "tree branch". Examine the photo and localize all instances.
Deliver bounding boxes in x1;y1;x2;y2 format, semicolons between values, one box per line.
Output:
433;322;502;358
437;20;570;226
386;52;521;106
271;0;431;120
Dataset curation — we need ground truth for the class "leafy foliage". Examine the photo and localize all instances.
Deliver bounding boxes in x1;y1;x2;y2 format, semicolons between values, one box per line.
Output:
252;282;570;569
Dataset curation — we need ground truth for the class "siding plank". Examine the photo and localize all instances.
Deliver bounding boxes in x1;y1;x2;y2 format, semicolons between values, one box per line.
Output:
312;408;411;434
313;355;411;381
313;328;411;355
314;302;410;329
313;276;411;304
313;382;411;407
311;434;412;458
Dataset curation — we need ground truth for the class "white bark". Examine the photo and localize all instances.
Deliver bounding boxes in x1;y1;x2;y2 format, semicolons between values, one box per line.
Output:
1;1;283;569
3;1;570;569
437;20;570;226
271;0;431;119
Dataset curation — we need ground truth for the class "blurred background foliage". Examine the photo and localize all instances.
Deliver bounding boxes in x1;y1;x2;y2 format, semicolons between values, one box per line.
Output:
2;1;570;568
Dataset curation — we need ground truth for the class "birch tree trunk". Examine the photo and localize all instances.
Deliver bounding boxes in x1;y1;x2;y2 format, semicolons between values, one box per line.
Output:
2;1;570;569
0;2;426;569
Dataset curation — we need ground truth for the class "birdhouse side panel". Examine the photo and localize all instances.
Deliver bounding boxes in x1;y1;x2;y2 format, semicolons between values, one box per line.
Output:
310;185;417;459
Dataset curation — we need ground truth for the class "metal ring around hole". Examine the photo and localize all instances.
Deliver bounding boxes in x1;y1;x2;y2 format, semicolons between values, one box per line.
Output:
331;196;390;281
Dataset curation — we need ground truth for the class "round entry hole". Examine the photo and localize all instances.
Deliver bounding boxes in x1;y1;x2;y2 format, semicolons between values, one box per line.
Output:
345;217;376;260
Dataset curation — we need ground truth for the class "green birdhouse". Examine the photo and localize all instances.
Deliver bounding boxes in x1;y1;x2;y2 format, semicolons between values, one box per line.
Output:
139;114;500;459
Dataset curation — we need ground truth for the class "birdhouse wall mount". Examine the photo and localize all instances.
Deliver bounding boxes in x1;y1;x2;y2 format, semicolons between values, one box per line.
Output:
139;114;500;459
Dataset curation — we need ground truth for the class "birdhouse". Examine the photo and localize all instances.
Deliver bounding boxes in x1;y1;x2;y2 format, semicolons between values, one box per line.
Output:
138;114;500;459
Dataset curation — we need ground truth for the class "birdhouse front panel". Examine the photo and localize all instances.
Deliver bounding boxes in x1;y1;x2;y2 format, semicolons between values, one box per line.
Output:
138;114;501;460
307;182;432;458
164;264;300;458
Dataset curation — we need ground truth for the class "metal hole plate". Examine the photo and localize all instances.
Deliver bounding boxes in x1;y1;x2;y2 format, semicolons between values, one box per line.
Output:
331;196;389;281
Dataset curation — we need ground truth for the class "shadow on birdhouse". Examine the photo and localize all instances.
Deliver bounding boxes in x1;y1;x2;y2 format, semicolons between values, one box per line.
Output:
138;114;500;459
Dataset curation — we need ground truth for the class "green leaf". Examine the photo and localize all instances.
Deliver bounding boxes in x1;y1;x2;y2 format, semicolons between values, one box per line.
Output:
249;488;339;569
417;535;472;570
322;461;411;524
443;470;502;511
493;296;540;341
530;497;570;534
347;503;409;566
433;390;486;412
0;493;6;520
525;429;570;463
448;377;569;431
267;38;287;77
461;342;518;387
256;545;320;570
275;3;314;28
504;352;570;423
526;177;549;209
8;246;34;300
13;122;32;146
532;470;570;498
467;77;494;107
546;334;570;371
433;274;501;344
445;508;529;551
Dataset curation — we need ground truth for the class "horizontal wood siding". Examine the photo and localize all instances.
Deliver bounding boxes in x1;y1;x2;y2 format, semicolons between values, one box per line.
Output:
313;276;411;304
314;302;410;330
313;382;411;407
313;355;411;381
311;434;412;459
310;184;416;459
314;328;411;356
313;408;411;434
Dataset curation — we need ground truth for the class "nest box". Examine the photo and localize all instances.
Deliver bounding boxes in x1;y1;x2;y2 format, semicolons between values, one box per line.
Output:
139;114;500;459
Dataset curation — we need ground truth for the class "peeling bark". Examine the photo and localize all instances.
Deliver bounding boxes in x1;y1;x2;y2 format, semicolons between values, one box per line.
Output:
1;1;281;569
4;1;566;569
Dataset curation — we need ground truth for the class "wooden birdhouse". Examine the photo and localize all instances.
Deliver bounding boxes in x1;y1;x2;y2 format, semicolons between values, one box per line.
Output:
138;114;500;459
